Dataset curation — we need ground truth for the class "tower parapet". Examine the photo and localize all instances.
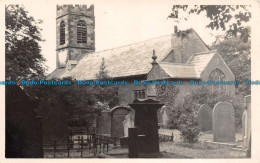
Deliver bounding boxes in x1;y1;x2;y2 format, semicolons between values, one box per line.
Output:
57;4;94;18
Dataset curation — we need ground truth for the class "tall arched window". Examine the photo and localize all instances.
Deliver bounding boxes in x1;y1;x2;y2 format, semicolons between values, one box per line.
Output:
77;20;87;43
60;21;65;45
208;68;227;94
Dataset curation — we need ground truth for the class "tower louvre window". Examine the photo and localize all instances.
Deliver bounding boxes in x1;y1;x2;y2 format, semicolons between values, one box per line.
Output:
60;21;65;45
77;20;87;43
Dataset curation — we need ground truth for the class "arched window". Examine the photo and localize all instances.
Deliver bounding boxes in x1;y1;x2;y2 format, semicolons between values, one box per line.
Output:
208;68;227;94
60;21;65;45
77;20;87;43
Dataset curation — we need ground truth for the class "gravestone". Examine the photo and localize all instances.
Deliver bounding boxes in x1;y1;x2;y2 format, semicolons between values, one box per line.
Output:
243;95;251;151
198;104;212;131
241;110;247;145
111;107;131;138
123;113;134;137
128;99;164;158
161;106;169;127
213;102;235;142
96;110;111;136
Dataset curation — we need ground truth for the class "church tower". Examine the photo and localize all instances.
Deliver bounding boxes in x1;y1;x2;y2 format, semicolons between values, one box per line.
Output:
56;5;95;69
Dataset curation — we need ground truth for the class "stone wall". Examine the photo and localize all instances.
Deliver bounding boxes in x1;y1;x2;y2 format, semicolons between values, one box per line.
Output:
200;52;235;95
118;76;146;104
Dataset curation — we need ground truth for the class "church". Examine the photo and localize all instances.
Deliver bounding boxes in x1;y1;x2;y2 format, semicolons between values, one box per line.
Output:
44;4;238;139
48;4;235;105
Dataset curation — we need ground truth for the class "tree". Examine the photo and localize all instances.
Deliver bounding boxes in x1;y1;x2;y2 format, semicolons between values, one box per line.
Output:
5;5;46;81
25;58;118;130
169;5;251;41
96;58;110;80
95;58;118;108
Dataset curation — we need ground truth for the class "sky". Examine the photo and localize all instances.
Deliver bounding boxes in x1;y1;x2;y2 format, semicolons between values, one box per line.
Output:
21;1;244;73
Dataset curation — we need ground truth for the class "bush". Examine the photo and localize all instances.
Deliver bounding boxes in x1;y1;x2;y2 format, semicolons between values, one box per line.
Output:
174;97;201;143
179;125;201;143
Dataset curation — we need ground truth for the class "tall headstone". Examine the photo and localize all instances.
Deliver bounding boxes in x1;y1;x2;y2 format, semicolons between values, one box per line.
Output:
198;104;212;131
96;110;111;136
213;102;235;142
123;113;134;137
241;110;247;144
161;106;169;127
244;95;251;151
111;107;131;138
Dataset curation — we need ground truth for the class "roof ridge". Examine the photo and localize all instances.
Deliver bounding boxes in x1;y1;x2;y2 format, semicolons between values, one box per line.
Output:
159;62;194;66
89;34;172;54
194;49;217;56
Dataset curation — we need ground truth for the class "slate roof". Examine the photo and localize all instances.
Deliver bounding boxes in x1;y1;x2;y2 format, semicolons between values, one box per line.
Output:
47;29;215;80
48;34;172;80
187;50;216;75
158;63;199;79
47;68;68;79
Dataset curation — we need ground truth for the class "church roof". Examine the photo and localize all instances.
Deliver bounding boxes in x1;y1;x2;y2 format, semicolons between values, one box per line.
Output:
187;50;216;75
158;63;199;79
48;34;172;80
47;28;213;80
146;50;217;81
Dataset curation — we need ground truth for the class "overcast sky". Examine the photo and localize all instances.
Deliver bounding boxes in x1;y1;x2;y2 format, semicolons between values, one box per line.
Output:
21;1;243;73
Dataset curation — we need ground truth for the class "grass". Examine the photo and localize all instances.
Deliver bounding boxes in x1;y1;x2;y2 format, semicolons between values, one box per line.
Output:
44;130;246;158
160;142;246;158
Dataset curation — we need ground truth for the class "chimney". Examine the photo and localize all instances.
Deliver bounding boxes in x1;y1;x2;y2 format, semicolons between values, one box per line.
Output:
171;29;182;63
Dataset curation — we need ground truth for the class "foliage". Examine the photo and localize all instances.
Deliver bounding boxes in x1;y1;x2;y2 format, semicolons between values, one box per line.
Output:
161;85;245;142
211;37;251;95
95;57;119;108
176;97;201;143
156;84;200;143
96;58;110;80
179;125;201;143
26;58;118;128
26;77;118;128
169;5;251;41
5;5;47;81
156;84;179;107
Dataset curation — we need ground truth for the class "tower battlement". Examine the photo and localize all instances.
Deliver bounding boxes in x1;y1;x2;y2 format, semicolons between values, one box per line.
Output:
57;4;94;18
